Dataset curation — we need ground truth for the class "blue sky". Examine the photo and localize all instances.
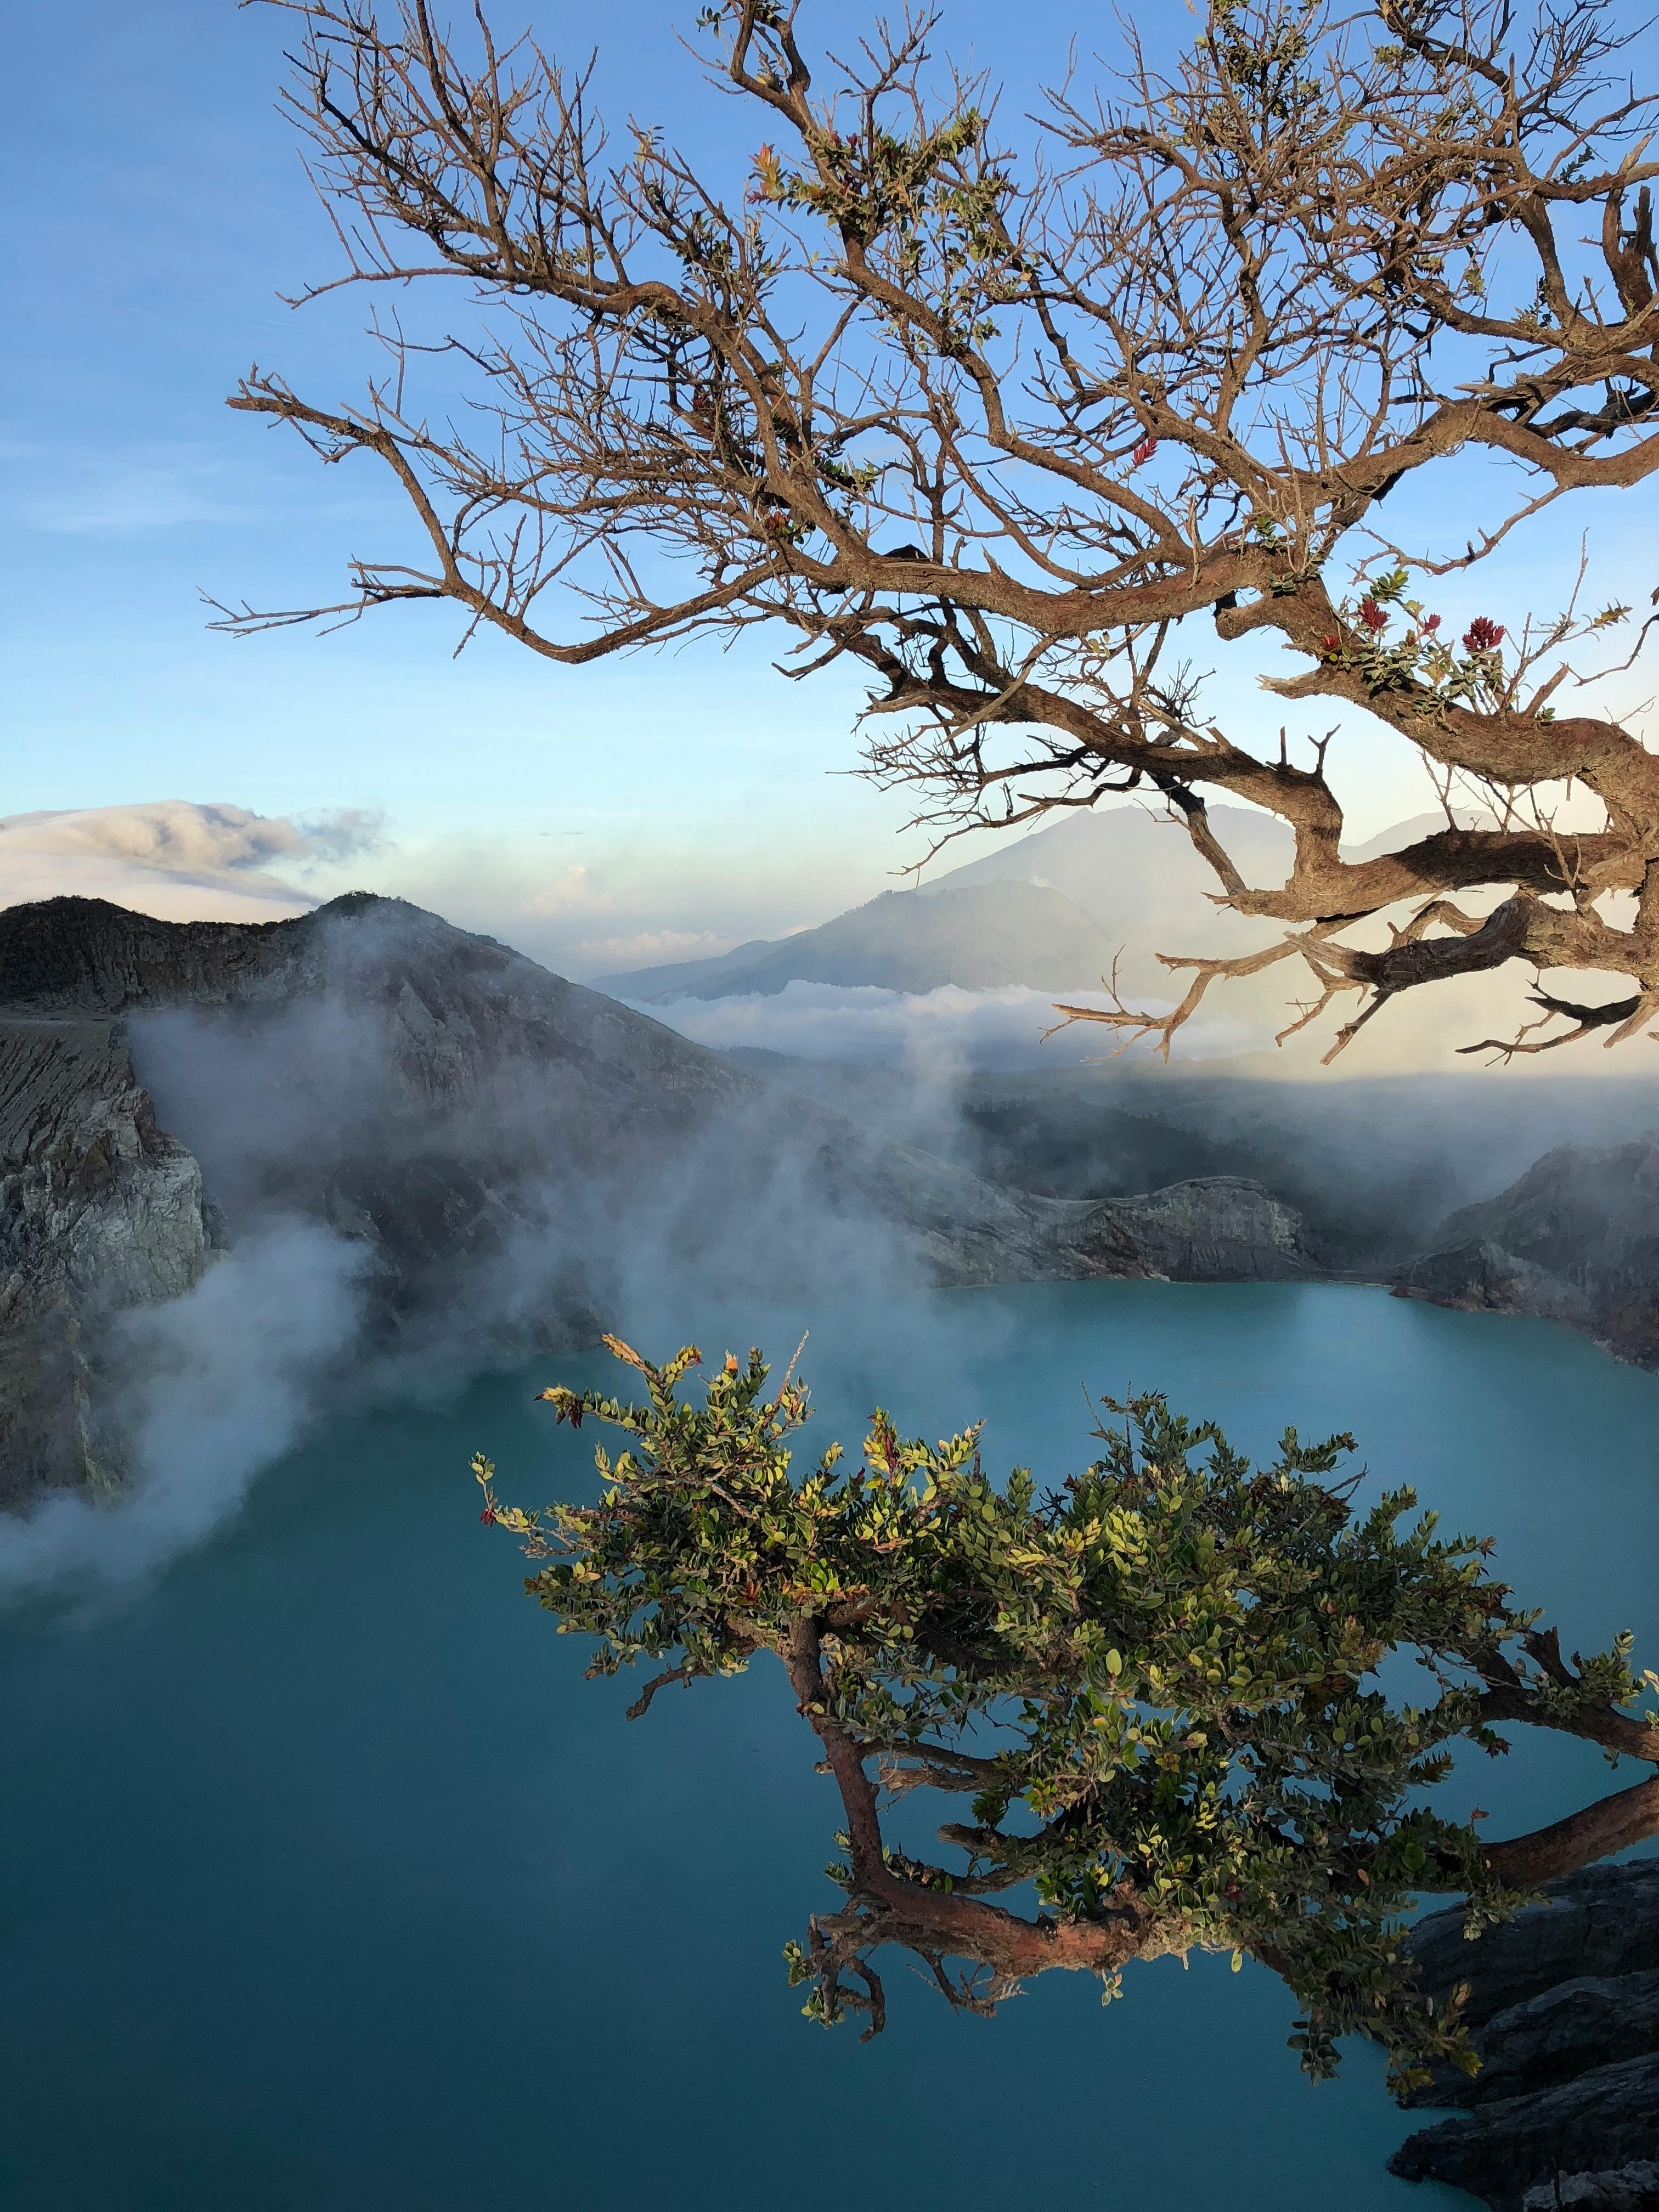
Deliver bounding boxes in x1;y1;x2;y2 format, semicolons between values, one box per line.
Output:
5;0;1656;974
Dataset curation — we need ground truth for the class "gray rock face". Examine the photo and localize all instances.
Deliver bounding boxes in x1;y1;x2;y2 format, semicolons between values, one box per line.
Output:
1397;1237;1592;1330
1399;1137;1659;1365
0;1017;218;1506
0;894;1326;1508
845;1150;1317;1288
1392;1865;1659;2207
1412;1971;1659;2111
1092;1175;1317;1282
0;896;758;1501
1409;1864;1659;2030
1520;2162;1659;2209
1389;2054;1659;2209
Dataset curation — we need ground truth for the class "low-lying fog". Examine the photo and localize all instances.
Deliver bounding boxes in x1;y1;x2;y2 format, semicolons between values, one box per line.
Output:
5;916;1655;1606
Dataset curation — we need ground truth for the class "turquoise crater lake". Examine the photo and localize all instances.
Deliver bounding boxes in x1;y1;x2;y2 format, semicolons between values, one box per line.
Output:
4;1282;1657;2211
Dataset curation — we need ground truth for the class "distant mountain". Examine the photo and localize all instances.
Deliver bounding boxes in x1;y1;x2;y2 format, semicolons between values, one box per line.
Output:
913;802;1293;933
599;806;1297;1002
595;802;1569;1072
595;878;1124;1002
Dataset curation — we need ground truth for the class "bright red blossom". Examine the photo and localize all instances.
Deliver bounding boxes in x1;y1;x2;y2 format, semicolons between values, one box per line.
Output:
1358;597;1389;633
1463;617;1505;652
1131;437;1158;466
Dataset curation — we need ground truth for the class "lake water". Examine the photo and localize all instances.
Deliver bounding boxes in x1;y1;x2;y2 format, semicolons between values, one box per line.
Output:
4;1280;1658;2211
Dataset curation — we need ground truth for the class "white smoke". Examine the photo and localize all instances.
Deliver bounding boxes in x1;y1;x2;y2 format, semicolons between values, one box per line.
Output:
0;1227;371;1602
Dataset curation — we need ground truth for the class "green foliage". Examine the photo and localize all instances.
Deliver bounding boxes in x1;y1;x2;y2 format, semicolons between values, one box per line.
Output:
476;1338;1645;2087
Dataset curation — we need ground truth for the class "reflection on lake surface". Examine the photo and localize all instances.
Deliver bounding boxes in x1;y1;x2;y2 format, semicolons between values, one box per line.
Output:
4;1282;1656;2210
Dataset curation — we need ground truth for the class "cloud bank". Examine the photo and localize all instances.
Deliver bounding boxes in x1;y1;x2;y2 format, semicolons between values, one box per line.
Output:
3;797;1619;1081
0;800;383;924
627;979;1259;1071
625;961;1581;1080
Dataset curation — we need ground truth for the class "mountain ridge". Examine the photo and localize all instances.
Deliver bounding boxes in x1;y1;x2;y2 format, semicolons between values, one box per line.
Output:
596;878;1124;1002
0;893;1323;1509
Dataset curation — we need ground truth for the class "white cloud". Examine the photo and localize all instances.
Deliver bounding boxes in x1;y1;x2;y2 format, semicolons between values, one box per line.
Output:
627;958;1613;1080
0;800;382;926
292;808;387;866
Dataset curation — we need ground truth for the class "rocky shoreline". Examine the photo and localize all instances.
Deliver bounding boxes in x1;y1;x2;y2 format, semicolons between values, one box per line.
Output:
1392;1864;1659;2209
1394;1139;1659;1370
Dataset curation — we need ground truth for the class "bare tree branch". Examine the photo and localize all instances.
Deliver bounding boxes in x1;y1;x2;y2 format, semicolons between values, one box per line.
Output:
225;0;1659;1058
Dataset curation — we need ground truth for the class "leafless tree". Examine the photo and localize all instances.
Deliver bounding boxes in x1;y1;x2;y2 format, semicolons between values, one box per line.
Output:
218;0;1659;1060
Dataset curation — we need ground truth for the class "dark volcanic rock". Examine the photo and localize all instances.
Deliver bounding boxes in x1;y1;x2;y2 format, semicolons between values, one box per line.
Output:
1396;1237;1591;1329
1392;1866;1659;2207
1400;1137;1659;1365
1408;1864;1659;2031
1388;2053;1659;2209
1406;1971;1659;2111
1520;2163;1659;2209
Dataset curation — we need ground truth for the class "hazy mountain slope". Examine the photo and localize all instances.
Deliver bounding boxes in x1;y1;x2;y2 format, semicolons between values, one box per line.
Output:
598;879;1123;1001
0;895;1329;1507
724;1050;1659;1269
916;802;1293;929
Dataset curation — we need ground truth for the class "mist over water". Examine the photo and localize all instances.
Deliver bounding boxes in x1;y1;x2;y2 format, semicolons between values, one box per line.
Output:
0;1226;371;1601
4;941;1656;1601
3;873;1655;1606
0;974;940;1599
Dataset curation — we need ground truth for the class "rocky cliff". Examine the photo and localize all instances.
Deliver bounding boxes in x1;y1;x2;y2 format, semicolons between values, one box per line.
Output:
1390;1862;1659;2209
0;895;1322;1509
1397;1137;1659;1366
0;1017;219;1506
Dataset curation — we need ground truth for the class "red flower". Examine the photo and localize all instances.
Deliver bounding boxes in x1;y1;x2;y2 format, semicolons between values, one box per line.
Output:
1131;436;1158;466
1463;616;1505;652
1358;597;1389;633
1320;633;1342;654
479;1504;496;1524
1420;612;1441;633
